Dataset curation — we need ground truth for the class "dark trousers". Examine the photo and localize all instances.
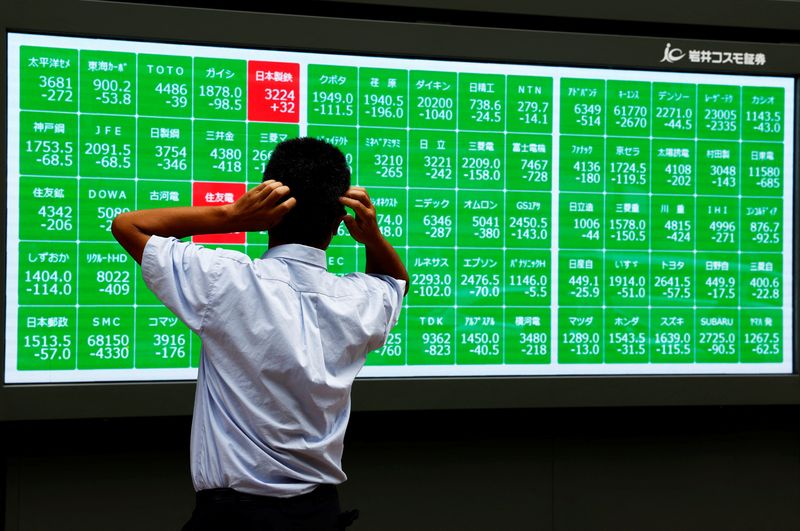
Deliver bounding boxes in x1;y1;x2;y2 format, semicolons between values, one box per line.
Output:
181;484;357;531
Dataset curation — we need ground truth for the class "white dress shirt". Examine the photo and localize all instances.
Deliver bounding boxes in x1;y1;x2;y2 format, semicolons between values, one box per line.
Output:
142;235;405;497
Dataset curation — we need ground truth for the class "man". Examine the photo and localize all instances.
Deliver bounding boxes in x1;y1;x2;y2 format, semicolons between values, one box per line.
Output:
112;137;409;530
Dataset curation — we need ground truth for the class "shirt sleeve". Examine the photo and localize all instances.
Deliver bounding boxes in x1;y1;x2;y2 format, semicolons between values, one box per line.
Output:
363;274;406;351
141;235;221;334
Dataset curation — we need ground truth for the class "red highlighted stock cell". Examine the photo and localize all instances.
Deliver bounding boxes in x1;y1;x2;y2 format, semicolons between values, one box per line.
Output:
192;181;246;244
247;61;300;123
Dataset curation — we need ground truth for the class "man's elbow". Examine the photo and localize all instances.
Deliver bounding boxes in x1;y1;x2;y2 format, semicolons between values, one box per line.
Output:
110;212;129;245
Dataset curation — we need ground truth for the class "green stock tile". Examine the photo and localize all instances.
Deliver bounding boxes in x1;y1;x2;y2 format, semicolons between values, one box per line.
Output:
78;179;136;242
79;114;135;178
560;78;604;135
605;137;650;194
505;191;551;249
605;307;649;363
456;249;503;307
19;111;78;177
193;120;246;182
456;308;503;364
357;128;407;187
652;82;695;138
558;308;603;364
456;190;504;248
651;308;694;363
408;130;456;188
558;250;603;306
696;253;739;307
559;136;604;193
135;306;192;369
604;251;649;307
79;50;136;115
695;309;739;363
20;46;78;112
193;57;246;120
17;306;77;371
20;176;77;241
697;140;740;196
741;255;782;307
407;307;456;365
138;54;192;117
559;193;603;249
651;196;694;252
19;241;77;306
742;86;784;142
77;243;135;305
506;75;553;134
407;248;455;307
605;195;649;250
742;197;782;252
457;132;504;190
409;70;457;130
359;68;408;128
77;306;135;369
407;189;456;247
607;80;651;137
696;196;739;252
137;117;191;180
505;250;550;306
504;309;551;364
458;73;505;131
741;143;783;197
650;253;694;307
697;84;740;140
506;134;551;191
741;309;782;363
308;64;358;125
651;139;694;195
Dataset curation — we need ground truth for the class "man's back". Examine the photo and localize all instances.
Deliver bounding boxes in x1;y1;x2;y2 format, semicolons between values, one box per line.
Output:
142;236;404;497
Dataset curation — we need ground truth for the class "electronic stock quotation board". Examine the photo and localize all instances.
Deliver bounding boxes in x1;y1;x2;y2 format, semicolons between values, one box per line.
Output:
5;33;795;383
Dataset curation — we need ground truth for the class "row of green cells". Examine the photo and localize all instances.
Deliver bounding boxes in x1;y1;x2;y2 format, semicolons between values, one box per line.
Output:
19;240;781;309
22;47;250;120
19;46;786;140
19;177;270;245
367;307;553;366
560;136;784;196
365;307;783;366
20;176;554;249
558;251;782;308
557;307;782;364
19;111;298;184
561;78;784;141
308;65;553;132
559;194;783;252
17;305;201;371
21;111;557;191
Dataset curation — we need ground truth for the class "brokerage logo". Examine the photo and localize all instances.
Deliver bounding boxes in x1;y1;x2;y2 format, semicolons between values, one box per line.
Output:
660;43;686;63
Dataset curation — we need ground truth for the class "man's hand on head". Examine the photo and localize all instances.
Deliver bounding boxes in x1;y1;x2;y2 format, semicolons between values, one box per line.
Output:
339;186;409;292
112;181;296;265
339;187;383;246
226;180;297;233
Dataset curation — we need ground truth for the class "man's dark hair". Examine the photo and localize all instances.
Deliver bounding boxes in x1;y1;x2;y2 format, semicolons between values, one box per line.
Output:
264;137;351;247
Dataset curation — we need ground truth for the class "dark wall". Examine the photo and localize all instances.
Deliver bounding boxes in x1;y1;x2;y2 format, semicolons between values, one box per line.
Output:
4;2;800;530
5;407;800;530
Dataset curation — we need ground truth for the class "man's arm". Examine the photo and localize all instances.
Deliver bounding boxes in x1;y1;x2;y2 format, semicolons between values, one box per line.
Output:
340;187;410;295
111;180;295;264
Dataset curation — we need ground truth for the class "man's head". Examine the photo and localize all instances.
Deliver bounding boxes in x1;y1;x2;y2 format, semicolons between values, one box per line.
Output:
263;137;351;248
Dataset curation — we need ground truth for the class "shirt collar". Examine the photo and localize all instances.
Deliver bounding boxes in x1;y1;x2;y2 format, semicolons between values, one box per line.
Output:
262;244;328;270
